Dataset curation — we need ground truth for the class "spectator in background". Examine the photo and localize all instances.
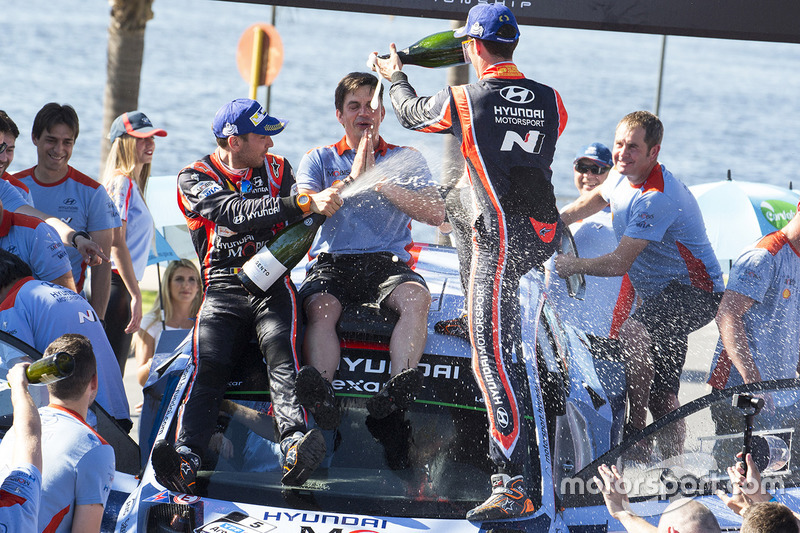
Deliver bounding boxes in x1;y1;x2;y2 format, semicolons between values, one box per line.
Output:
717;452;800;524
0;111;33;204
133;259;202;387
0;362;42;533
741;503;800;533
102;110;167;376
0;249;131;429
0;334;115;533
546;142;633;443
13;103;121;321
595;463;721;533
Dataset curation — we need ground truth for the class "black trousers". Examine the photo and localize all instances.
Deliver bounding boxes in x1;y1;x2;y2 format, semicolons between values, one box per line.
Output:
175;278;306;459
106;272;132;376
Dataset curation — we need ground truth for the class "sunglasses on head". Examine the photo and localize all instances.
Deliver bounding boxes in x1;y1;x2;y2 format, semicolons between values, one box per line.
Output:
574;162;609;175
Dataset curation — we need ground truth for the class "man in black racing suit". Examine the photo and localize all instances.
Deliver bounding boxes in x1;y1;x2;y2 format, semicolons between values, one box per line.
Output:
374;3;567;521
152;99;342;493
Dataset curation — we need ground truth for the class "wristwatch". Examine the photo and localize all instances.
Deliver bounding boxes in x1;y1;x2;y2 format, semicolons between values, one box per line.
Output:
71;230;91;247
296;193;311;214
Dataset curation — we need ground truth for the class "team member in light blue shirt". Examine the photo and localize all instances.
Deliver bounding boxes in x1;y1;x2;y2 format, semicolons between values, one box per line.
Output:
0;198;74;289
556;111;723;457
295;72;444;438
0;249;130;428
709;203;800;388
13;103;120;321
707;201;800;467
1;124;106;273
0;334;115;533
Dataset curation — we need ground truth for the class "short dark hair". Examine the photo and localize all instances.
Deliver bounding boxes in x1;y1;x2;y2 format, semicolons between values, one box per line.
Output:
617;110;664;150
44;334;97;402
741;502;799;533
31;103;79;141
216;133;256;149
335;72;384;113
0;249;33;289
478;28;518;59
0;111;19;138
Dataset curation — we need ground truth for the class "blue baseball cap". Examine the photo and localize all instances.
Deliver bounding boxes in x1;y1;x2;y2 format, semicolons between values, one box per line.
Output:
212;98;287;138
454;3;520;43
574;143;613;168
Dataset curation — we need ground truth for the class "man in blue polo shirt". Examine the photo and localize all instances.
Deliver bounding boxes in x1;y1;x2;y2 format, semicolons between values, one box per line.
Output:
13;103;120;320
0;334;116;533
556;111;724;458
707;201;800;466
294;71;443;440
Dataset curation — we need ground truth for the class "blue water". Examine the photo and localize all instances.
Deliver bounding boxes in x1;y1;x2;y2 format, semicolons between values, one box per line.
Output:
2;0;799;199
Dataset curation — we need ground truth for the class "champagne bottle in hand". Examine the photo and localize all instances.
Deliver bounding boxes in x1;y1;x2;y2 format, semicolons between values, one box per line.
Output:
238;214;327;297
1;352;75;391
378;30;468;68
26;352;75;384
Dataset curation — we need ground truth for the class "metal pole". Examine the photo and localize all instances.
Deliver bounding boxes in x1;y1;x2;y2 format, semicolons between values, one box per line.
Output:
249;26;265;100
654;35;667;116
265;6;277;113
438;21;470;245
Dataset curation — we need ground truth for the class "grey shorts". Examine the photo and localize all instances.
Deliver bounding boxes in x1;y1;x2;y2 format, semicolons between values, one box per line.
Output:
632;281;722;395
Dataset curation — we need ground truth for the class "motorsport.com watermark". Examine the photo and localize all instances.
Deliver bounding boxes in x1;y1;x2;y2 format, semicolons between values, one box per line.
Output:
561;454;786;511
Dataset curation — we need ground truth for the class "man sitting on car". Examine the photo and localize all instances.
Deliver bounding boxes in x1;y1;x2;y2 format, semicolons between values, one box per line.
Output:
294;71;443;451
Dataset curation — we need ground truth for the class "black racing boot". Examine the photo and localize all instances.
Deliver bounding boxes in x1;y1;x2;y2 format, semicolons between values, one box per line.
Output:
366;367;423;420
152;440;202;495
296;365;341;430
281;429;326;486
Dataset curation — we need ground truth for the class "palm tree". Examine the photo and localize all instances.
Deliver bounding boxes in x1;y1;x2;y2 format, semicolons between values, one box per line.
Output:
100;0;155;171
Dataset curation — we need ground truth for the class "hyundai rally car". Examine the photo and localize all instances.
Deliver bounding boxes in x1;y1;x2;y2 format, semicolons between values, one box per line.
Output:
2;243;798;532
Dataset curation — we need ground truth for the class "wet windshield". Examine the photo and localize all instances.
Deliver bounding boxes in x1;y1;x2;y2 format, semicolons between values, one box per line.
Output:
195;351;541;519
563;380;800;505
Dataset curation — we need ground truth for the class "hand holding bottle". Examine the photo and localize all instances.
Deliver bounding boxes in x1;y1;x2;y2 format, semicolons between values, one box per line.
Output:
6;362;32;392
372;43;404;81
307;188;343;217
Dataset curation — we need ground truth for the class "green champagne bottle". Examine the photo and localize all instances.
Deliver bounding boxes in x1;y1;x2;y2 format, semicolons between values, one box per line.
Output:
239;213;326;297
378;30;468;68
26;352;75;384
